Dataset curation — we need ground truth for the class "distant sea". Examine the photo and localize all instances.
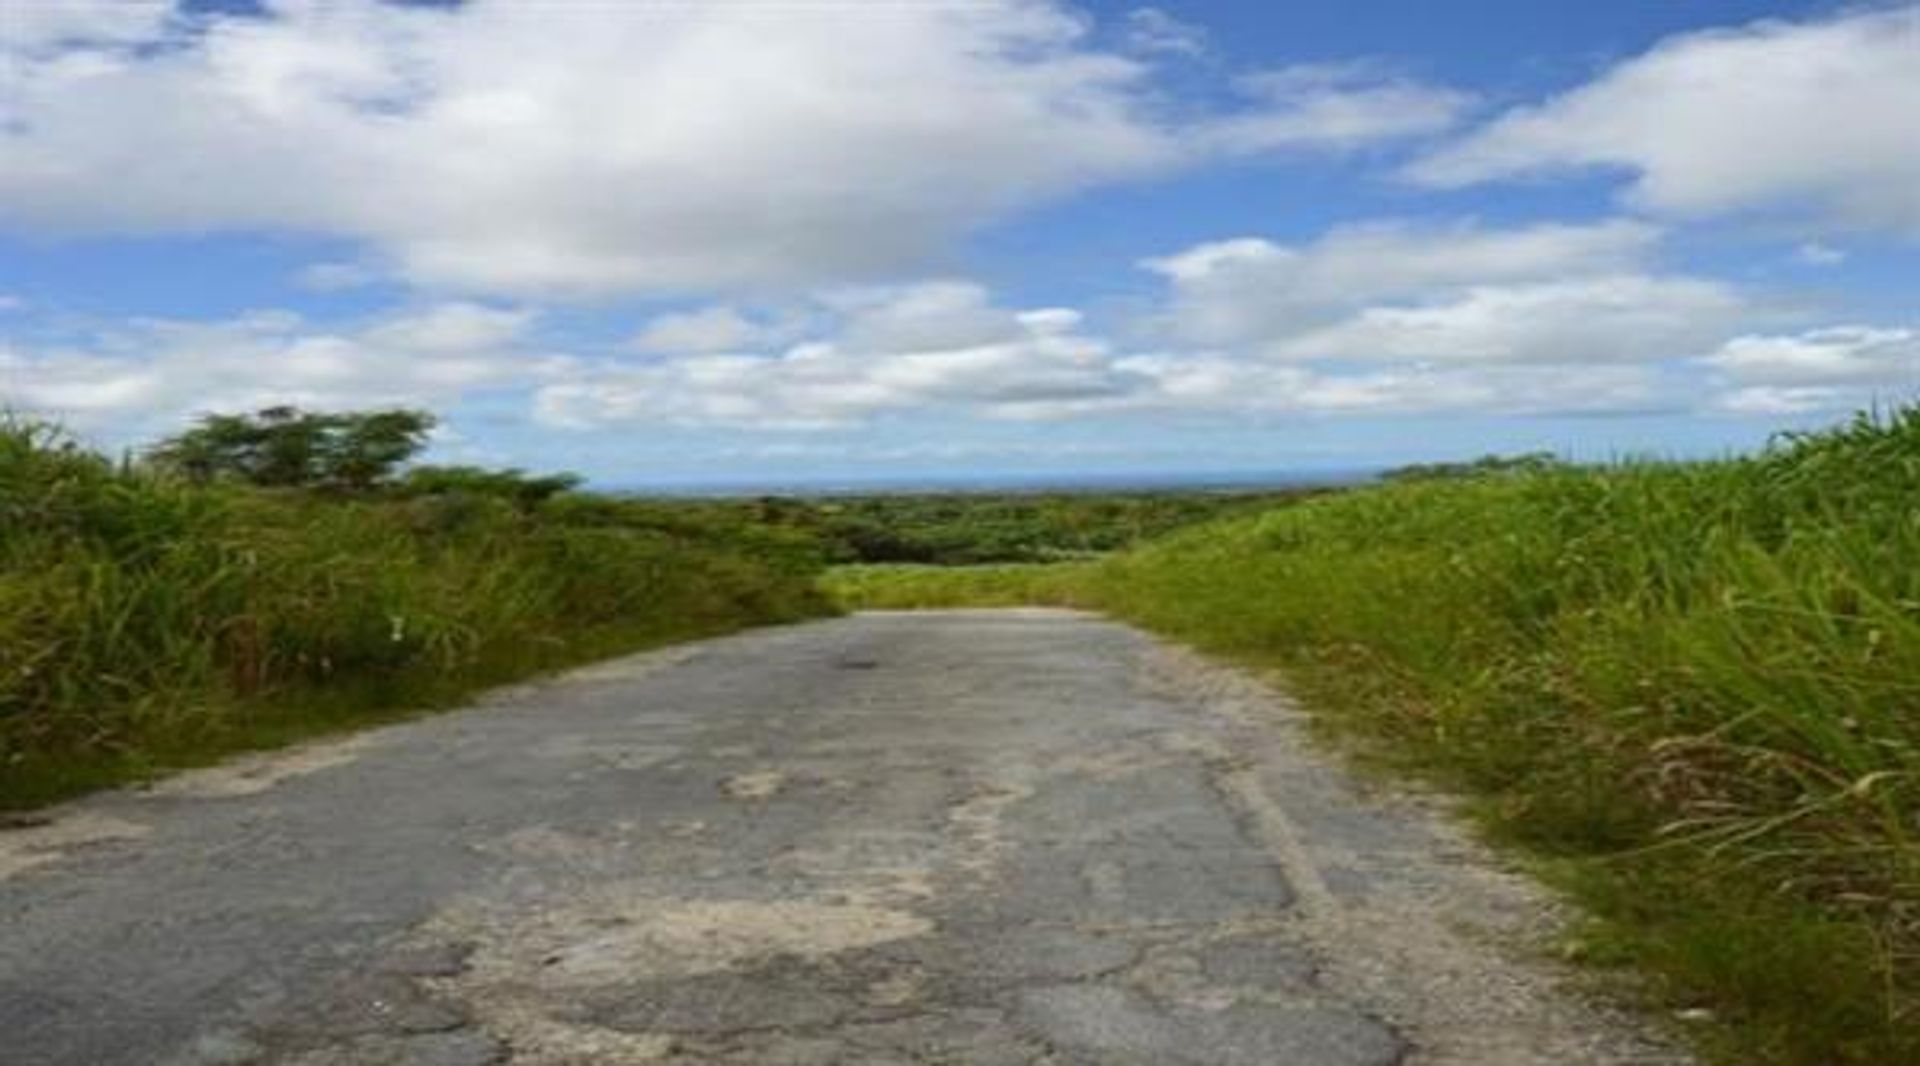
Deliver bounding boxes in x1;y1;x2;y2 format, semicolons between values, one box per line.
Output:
606;467;1383;498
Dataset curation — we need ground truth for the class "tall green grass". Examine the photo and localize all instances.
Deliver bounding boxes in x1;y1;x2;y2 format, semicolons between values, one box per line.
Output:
0;422;829;807
829;407;1920;1063
823;562;1098;610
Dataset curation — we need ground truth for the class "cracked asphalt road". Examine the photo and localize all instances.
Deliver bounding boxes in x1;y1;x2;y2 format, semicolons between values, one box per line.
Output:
1;610;1682;1065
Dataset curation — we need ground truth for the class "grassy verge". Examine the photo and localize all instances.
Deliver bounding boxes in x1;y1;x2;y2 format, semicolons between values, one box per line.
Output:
826;408;1920;1064
1;424;831;808
823;562;1097;610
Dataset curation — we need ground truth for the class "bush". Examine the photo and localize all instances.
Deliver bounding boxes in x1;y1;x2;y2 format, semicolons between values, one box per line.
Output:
1082;407;1920;1063
0;420;830;806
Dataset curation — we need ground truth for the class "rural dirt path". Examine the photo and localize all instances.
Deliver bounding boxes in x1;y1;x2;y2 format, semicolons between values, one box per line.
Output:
1;610;1684;1065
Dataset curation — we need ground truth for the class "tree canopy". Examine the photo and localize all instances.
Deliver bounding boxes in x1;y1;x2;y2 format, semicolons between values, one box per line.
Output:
150;406;435;490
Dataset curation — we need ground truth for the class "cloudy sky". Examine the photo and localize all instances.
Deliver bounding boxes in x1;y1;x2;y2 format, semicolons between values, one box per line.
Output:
2;1;1916;486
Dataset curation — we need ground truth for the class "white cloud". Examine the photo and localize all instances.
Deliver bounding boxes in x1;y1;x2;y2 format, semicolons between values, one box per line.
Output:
632;307;777;356
1701;327;1920;414
824;281;1029;355
0;1;1464;299
1148;217;1655;305
19;219;1891;442
1410;6;1920;235
1197;63;1471;155
4;216;1773;443
1140;218;1716;363
1124;8;1208;57
0;304;563;439
1124;218;1759;411
535;245;1726;431
361;302;534;354
1276;275;1743;364
296;261;382;292
1703;326;1920;396
1118;355;1669;416
1712;386;1845;416
537;283;1135;430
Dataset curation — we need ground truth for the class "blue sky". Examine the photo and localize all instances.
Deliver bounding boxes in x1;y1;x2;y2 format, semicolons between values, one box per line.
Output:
2;1;1916;486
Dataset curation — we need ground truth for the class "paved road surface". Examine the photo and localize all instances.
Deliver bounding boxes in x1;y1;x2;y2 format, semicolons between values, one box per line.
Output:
1;611;1680;1064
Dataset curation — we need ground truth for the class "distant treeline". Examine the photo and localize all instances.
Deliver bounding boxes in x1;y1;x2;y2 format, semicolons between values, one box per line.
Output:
649;489;1329;566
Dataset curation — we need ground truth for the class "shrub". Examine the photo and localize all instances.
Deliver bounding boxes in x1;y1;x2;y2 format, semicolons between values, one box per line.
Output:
0;419;829;806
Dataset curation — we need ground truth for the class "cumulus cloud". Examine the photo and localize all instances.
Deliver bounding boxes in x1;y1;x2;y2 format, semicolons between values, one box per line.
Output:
1117;355;1671;417
631;307;781;356
1145;218;1657;299
538;283;1136;429
1409;6;1920;235
1710;386;1847;416
1274;275;1743;365
361;302;535;354
0;1;1464;299
1705;327;1920;387
25;272;1634;443
536;233;1744;431
15;222;1900;440
0;303;561;440
1139;218;1738;364
1702;327;1920;414
824;282;1034;355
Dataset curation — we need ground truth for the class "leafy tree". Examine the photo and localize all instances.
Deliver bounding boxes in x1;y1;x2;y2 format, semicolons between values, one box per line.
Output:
151;407;435;490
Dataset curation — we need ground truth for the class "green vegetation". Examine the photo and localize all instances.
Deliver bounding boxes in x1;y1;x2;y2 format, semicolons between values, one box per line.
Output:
400;464;583;510
150;405;437;490
2;405;1281;812
824;563;1096;610
0;417;828;809
827;407;1920;1065
18;392;1920;1059
741;489;1321;565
